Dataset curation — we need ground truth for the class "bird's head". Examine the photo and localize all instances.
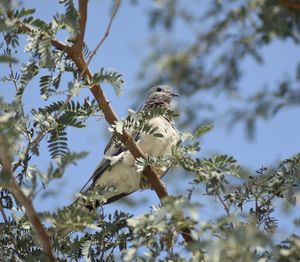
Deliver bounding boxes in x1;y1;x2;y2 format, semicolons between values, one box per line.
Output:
145;85;179;108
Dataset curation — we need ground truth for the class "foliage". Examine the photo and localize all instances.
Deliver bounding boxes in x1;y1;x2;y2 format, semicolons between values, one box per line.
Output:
0;1;299;261
92;67;124;96
139;0;300;138
110;107;179;145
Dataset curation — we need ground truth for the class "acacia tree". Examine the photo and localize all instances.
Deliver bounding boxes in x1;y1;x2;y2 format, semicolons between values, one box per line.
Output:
0;0;299;261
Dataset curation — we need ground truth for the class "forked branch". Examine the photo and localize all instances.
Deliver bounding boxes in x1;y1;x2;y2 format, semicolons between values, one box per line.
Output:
73;0;193;243
15;0;194;243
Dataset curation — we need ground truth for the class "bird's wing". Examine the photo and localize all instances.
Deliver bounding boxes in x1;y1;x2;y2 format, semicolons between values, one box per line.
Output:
77;139;123;194
78;132;140;194
79;105;145;194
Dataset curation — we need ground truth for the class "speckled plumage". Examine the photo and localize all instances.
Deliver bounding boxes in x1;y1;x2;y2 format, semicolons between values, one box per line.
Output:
77;85;179;208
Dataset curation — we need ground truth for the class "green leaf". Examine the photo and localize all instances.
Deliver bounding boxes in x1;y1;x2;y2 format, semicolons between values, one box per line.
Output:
20;61;39;88
39;75;51;100
194;123;213;137
16;8;35;18
47;128;69;160
93;68;125;96
0;55;18;63
56;0;79;36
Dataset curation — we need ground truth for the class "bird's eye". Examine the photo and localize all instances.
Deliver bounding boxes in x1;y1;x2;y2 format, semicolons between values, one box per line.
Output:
157;87;162;92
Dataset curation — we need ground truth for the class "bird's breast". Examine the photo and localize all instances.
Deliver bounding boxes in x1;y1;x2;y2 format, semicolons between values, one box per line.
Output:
138;117;179;157
94;117;179;198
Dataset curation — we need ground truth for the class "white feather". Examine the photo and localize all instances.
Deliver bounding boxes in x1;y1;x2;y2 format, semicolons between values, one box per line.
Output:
94;117;179;200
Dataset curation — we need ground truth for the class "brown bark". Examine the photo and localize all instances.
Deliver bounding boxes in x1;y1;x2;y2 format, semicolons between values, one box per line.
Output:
15;0;194;244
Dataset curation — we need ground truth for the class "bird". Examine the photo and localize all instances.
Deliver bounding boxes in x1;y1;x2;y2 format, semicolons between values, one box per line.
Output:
75;85;180;209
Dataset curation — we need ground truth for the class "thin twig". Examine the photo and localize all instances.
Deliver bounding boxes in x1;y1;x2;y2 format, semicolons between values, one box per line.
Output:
13;131;45;172
54;94;73;118
81;0;121;78
11;16;78;171
50;0;89;116
216;193;230;216
4;39;27;122
216;193;235;230
13;89;78;172
16;21;69;52
15;0;194;244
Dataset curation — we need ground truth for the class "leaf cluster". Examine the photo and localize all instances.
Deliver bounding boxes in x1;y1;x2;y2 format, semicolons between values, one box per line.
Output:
138;0;300;138
92;67;125;96
0;1;299;261
110;107;178;147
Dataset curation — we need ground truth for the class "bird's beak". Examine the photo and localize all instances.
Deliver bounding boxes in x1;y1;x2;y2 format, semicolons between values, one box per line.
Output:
170;91;179;97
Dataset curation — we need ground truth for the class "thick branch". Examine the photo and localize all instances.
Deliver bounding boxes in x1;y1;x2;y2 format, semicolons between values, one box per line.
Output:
77;65;171;198
9;180;55;261
15;1;194;243
280;0;300;10
0;138;54;261
68;2;170;201
65;1;193;243
74;0;88;50
70;38;194;245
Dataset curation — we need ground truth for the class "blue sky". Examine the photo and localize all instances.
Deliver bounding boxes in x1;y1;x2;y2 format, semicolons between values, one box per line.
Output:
1;1;299;237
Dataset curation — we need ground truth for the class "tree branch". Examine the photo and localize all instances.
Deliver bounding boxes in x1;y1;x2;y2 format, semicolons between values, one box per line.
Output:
9;180;55;261
78;65;172;199
14;0;194;244
74;0;88;50
0;138;55;261
84;0;121;75
16;21;69;52
280;0;300;11
217;193;230;216
65;0;194;244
